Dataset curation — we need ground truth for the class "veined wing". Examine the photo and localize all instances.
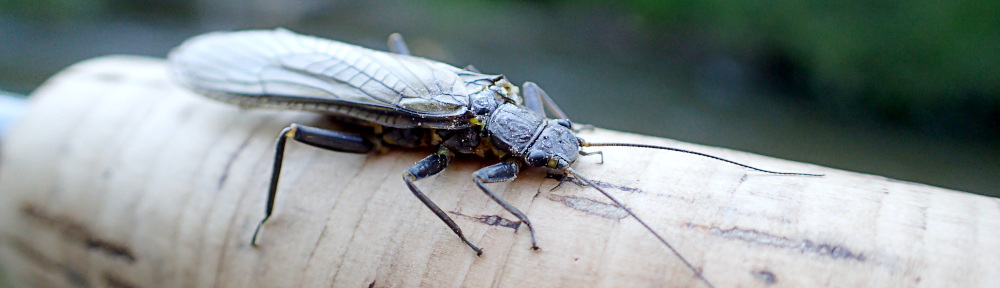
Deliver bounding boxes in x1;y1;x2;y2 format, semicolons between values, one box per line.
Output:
168;28;500;128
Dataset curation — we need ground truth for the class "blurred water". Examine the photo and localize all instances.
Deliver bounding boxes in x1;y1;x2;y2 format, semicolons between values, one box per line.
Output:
0;1;997;196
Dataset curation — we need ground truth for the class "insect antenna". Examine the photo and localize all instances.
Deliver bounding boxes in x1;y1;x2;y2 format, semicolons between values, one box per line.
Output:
563;167;716;288
581;142;824;176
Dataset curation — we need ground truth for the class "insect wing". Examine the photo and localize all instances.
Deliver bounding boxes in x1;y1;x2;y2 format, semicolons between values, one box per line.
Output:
169;28;499;127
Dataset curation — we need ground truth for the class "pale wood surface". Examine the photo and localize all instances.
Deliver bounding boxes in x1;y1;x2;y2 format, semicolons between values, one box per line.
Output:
1;56;998;288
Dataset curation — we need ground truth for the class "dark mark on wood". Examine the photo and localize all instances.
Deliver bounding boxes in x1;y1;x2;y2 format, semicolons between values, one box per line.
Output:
546;174;643;194
449;212;522;230
689;224;866;261
20;203;137;264
85;239;135;264
65;269;89;288
8;236;91;287
590;179;643;194
368;279;376;288
9;236;57;269
218;135;253;190
479;215;521;229
547;194;628;220
753;270;778;285
103;272;139;288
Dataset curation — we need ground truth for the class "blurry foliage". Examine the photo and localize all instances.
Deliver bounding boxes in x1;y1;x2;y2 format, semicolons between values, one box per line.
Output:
0;262;7;288
561;0;1000;137
104;0;195;21
0;0;194;22
0;0;103;21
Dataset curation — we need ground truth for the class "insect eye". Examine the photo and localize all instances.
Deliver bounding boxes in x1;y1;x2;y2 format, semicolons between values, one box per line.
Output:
526;150;547;167
556;119;572;129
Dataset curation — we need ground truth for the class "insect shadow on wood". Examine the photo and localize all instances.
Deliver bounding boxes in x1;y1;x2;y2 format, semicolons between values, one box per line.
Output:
168;28;823;288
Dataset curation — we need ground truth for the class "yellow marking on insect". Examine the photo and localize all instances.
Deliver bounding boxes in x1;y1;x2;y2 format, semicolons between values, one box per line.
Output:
546;158;559;168
436;146;451;155
429;129;443;145
493;79;522;105
285;124;298;137
473;138;497;158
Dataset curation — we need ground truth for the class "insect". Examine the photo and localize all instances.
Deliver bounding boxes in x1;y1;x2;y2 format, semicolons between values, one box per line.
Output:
168;28;821;288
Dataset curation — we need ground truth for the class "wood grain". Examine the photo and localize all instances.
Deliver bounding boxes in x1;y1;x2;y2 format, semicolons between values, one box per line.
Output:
0;56;997;288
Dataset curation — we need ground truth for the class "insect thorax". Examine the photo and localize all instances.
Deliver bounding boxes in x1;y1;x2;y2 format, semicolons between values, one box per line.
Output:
482;103;580;168
485;103;545;157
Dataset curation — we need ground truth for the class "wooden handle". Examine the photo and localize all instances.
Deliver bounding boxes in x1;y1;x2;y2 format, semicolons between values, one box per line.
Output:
0;56;997;288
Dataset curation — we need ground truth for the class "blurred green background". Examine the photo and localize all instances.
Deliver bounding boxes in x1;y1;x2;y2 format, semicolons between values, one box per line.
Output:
1;0;998;284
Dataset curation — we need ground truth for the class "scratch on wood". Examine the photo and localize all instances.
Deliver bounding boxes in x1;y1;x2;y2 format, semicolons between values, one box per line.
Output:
449;212;522;230
7;236;90;287
546;174;644;194
590;179;643;194
103;272;139;288
690;224;866;262
19;203;137;264
547;194;628;220
752;270;778;285
218;134;253;190
65;269;89;288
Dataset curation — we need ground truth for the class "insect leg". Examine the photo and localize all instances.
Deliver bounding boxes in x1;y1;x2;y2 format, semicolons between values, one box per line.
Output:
472;159;539;250
403;147;484;255
521;81;550;118
387;33;411;56
579;150;604;164
523;82;595;131
252;123;374;247
522;81;568;119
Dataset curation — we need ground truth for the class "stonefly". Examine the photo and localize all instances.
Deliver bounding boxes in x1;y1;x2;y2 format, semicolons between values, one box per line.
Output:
169;28;822;288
